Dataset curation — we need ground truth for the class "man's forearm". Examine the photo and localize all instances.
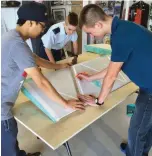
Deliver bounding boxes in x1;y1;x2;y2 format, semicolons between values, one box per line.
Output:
73;42;78;55
25;67;68;107
98;75;116;103
98;61;123;103
90;68;108;81
36;56;64;70
45;48;56;63
33;53;63;70
38;77;67;106
73;47;78;55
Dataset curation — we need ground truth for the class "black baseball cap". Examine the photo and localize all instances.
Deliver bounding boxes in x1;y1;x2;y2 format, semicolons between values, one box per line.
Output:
17;2;48;23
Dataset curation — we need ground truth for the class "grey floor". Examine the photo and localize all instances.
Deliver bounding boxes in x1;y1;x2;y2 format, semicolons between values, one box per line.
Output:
18;94;152;156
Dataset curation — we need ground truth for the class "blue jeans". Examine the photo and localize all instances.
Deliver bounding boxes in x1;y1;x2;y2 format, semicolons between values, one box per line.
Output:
126;89;152;156
1;117;26;156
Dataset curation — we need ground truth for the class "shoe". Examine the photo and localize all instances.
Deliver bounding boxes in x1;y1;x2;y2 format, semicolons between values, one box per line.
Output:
120;143;149;156
27;152;41;156
120;143;127;154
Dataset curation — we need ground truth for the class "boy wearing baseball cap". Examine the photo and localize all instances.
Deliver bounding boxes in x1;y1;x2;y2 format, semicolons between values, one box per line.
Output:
1;2;85;156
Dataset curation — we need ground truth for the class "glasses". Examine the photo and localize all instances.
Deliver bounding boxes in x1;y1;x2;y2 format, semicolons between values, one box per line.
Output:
38;22;46;30
30;21;46;31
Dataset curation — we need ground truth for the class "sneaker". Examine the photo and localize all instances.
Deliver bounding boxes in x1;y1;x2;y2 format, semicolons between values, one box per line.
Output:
120;143;148;156
27;152;41;156
120;143;127;154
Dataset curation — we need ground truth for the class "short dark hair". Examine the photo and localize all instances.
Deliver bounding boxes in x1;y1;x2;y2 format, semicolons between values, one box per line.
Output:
17;19;26;26
79;4;107;28
67;12;78;26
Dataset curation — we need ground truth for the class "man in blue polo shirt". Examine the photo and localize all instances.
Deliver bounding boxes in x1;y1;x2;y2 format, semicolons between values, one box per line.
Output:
78;4;152;156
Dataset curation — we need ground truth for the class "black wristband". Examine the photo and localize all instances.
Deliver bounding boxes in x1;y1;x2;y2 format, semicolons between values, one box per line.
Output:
96;102;104;106
95;98;104;106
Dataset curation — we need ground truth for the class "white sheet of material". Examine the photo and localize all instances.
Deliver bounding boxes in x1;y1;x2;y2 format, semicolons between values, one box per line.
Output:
73;56;130;96
22;69;76;122
22;56;130;122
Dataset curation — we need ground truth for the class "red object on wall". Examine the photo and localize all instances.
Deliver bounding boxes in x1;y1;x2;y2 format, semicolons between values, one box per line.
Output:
134;9;142;25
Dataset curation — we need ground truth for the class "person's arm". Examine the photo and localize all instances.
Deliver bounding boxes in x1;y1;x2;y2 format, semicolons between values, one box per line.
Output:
32;53;69;70
25;67;66;105
78;62;123;106
71;32;78;65
98;61;123;103
71;41;78;65
25;67;85;110
97;37;133;103
97;35;133;103
90;68;108;80
78;37;133;106
45;48;56;63
77;68;108;81
72;41;78;55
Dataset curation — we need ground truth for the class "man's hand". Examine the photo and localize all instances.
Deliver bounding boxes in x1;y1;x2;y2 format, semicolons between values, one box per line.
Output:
78;94;99;107
72;56;78;65
65;99;85;110
76;72;92;81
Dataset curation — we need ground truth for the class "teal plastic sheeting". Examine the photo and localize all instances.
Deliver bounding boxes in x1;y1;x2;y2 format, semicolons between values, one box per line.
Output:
92;80;102;88
21;84;57;123
84;45;111;55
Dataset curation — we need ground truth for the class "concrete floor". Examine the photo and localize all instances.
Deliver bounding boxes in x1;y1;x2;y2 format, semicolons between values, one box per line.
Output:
17;94;152;156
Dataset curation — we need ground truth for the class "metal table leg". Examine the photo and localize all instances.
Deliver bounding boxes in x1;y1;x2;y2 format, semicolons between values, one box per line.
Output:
63;141;72;156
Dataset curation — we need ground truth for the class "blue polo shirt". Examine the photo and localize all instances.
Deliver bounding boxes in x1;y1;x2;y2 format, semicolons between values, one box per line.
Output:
111;17;152;93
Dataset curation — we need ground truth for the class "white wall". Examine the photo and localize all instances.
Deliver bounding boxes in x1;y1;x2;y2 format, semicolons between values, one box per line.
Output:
1;8;18;30
1;7;34;51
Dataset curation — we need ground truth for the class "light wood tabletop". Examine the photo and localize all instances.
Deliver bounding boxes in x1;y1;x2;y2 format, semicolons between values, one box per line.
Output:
13;52;138;150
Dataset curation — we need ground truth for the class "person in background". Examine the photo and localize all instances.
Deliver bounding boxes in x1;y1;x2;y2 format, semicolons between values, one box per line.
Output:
1;2;85;156
40;12;79;64
78;4;152;156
